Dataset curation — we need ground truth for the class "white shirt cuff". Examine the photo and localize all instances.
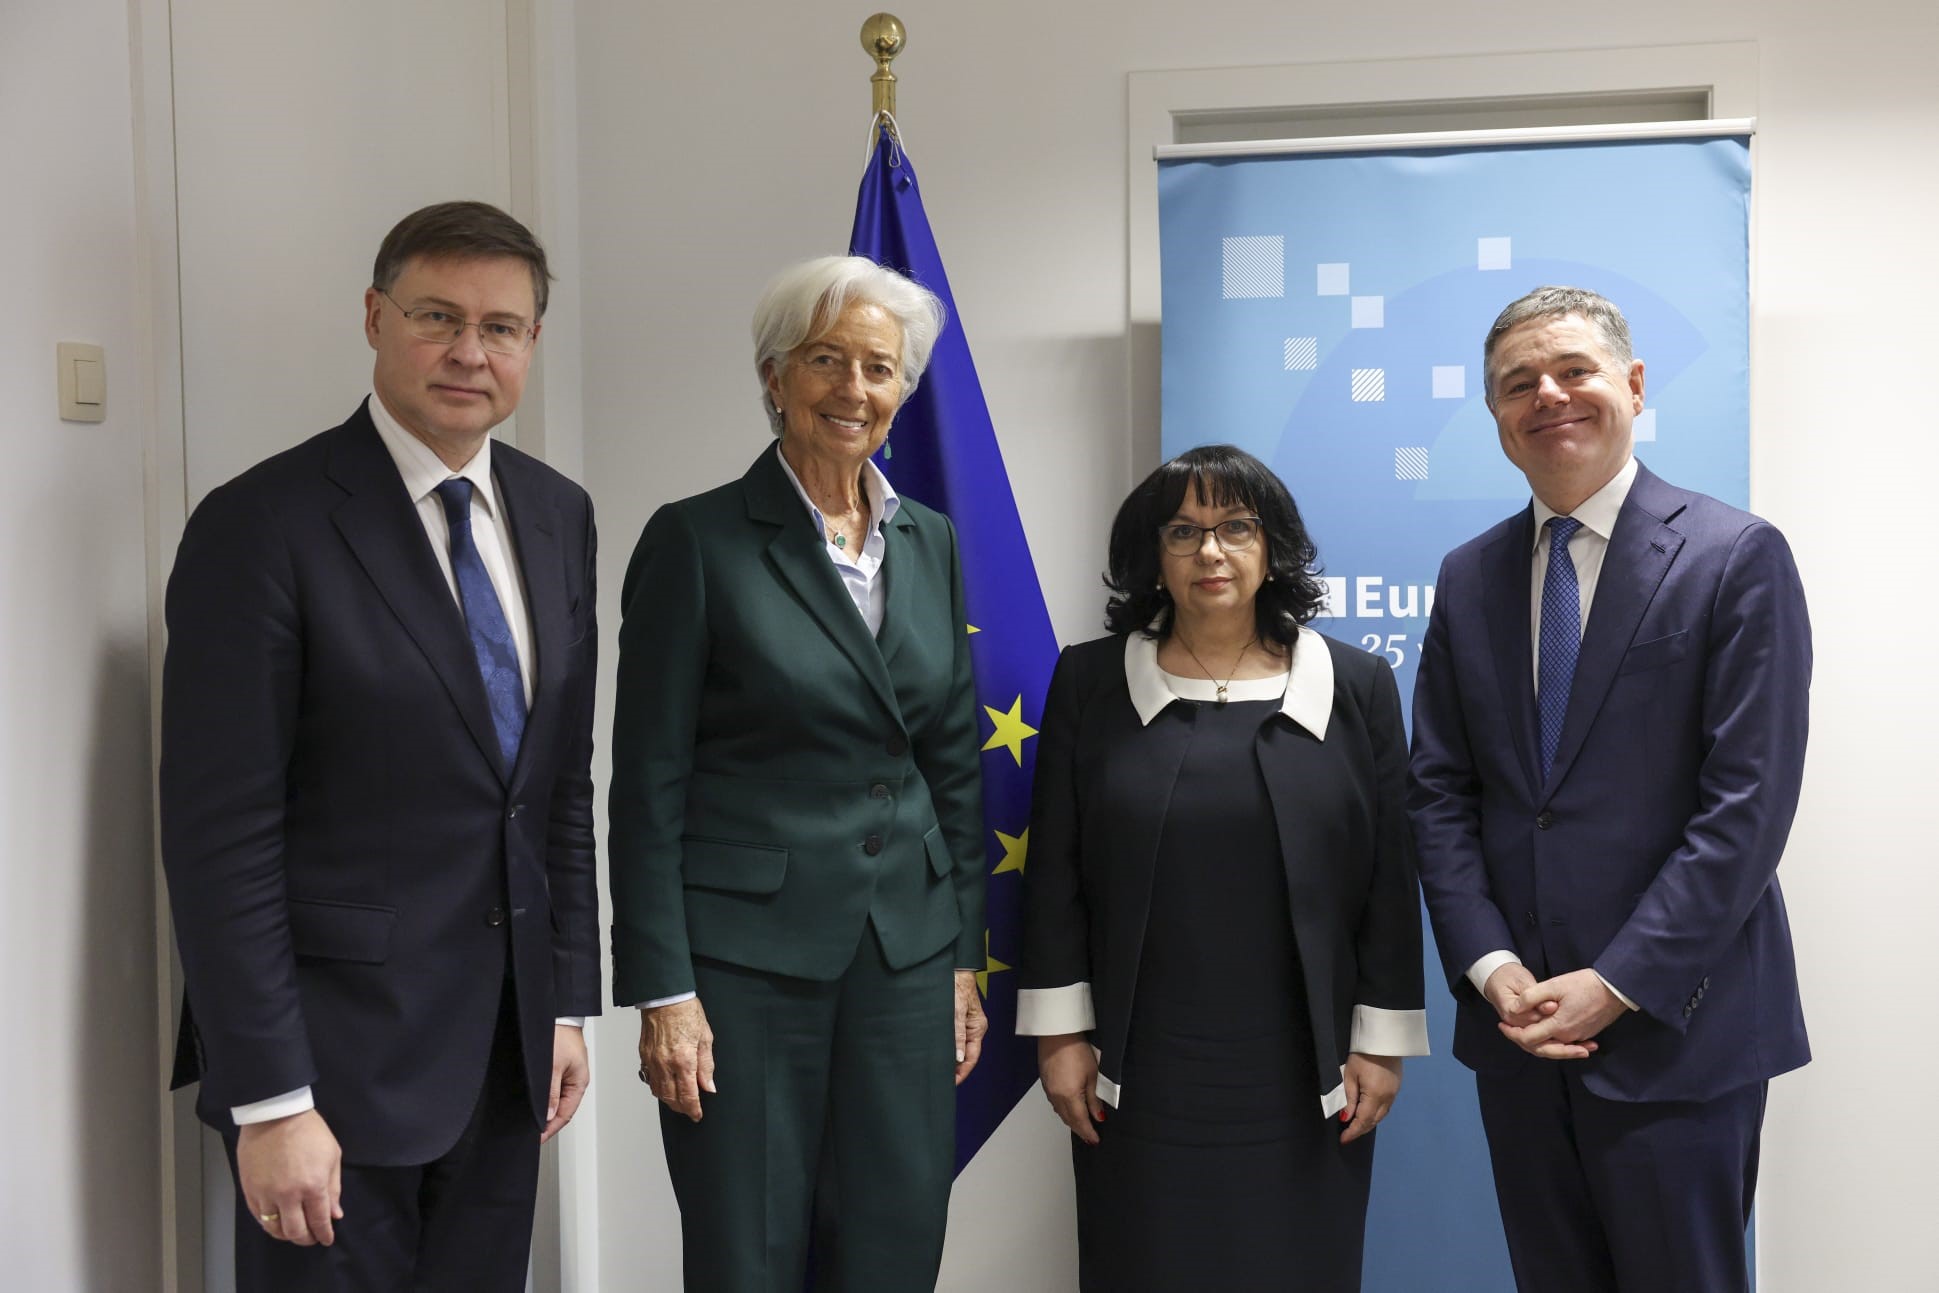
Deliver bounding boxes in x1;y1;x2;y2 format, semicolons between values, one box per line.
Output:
232;1086;315;1126
556;1017;584;1028
1348;1004;1431;1056
1467;949;1522;996
1015;983;1095;1035
1593;971;1640;1011
635;992;698;1010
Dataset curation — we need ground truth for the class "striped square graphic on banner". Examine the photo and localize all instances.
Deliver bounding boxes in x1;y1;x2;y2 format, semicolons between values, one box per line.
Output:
1351;368;1386;402
1284;337;1318;370
1222;235;1285;298
1394;447;1430;480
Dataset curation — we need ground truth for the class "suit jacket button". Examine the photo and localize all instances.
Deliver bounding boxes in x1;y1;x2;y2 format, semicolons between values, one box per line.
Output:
863;834;883;856
870;783;890;798
508;803;525;820
1525;911;1538;927
1535;811;1554;830
886;734;908;757
486;906;508;927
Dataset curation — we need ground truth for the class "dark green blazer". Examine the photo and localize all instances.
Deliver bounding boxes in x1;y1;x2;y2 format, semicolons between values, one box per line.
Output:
608;445;986;1002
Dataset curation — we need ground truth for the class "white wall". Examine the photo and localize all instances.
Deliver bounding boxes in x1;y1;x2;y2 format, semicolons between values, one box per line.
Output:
572;1;1939;1290
0;0;163;1287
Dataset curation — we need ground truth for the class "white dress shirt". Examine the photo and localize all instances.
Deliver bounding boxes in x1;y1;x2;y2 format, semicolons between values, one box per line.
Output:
232;396;570;1126
1465;456;1640;1012
775;443;899;636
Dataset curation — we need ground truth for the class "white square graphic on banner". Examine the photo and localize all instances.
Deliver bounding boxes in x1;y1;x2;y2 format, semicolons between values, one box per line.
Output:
1432;366;1466;399
1222;236;1285;299
1284;337;1318;371
1395;447;1430;480
1317;263;1350;296
1351;369;1386;402
1633;408;1657;442
1478;237;1512;270
1351;296;1385;329
1315;577;1346;618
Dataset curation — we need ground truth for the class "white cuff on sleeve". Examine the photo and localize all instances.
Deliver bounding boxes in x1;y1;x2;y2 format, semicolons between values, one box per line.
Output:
1349;1004;1431;1056
1015;983;1095;1035
1467;949;1522;996
1592;971;1640;1012
635;991;698;1010
556;1017;585;1028
232;1086;315;1126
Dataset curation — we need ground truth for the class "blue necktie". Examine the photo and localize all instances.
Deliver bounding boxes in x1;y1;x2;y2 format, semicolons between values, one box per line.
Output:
1537;516;1583;780
435;478;526;769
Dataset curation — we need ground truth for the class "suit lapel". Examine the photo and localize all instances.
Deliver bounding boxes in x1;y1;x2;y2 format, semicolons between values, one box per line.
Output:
1544;463;1687;792
1102;698;1197;1020
326;410;508;783
1482;508;1542;798
495;453;566;790
744;447;903;722
875;508;919;673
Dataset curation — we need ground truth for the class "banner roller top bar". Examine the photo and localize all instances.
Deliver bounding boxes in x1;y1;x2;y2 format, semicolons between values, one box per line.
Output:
1154;117;1757;161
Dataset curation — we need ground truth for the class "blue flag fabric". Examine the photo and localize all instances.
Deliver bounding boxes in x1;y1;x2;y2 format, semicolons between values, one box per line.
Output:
850;125;1059;1173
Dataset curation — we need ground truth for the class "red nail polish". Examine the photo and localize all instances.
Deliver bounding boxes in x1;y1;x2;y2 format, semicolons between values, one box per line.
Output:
1339;1108;1352;1122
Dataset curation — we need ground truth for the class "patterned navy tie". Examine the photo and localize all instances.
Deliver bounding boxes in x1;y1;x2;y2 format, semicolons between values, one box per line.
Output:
1537;516;1583;780
435;478;526;769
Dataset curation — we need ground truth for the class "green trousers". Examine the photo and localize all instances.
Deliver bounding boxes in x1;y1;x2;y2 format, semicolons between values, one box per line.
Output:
661;927;956;1292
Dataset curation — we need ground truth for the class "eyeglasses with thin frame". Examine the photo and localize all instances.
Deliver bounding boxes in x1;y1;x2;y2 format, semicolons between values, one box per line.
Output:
380;291;537;355
1158;516;1264;557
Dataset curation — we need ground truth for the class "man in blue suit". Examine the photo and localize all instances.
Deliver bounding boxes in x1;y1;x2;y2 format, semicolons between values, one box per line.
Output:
161;201;600;1291
1409;286;1810;1292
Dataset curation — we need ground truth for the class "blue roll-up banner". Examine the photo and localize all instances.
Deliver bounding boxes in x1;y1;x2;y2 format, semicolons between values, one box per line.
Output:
1158;135;1752;1291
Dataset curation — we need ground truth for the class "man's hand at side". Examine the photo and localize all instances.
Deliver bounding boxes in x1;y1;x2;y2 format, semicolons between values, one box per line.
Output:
543;1023;590;1144
238;1108;343;1246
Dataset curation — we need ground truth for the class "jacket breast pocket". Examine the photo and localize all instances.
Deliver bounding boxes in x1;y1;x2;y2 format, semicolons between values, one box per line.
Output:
1618;630;1689;676
681;836;789;894
922;825;951;878
287;897;396;964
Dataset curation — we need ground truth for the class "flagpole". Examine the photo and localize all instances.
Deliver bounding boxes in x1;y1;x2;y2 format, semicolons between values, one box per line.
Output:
860;12;904;129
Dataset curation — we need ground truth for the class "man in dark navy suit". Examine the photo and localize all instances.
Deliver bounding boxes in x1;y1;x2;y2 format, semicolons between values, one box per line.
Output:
161;201;600;1291
1409;286;1810;1292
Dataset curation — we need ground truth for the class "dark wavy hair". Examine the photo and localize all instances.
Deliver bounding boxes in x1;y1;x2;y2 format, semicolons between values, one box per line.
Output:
1104;444;1325;649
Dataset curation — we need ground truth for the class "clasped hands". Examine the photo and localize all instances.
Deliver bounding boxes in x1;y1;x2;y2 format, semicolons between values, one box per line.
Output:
637;970;988;1123
1484;964;1628;1059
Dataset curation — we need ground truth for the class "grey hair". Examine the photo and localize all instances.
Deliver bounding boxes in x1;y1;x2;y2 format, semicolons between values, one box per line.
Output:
751;256;946;435
1482;285;1634;408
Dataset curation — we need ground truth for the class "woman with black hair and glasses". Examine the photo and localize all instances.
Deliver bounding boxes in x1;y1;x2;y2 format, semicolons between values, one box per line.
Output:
1018;444;1428;1292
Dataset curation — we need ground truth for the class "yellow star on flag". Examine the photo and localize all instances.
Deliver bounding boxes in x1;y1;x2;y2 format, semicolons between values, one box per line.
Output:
976;929;1011;998
980;695;1038;766
992;826;1028;875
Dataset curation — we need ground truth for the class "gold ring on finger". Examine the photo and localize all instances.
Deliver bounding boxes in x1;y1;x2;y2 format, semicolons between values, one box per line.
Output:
259;1213;279;1224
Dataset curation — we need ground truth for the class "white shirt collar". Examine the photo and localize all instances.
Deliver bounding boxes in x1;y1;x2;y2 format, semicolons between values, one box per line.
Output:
1123;623;1334;740
774;442;900;534
1530;454;1636;551
367;388;500;517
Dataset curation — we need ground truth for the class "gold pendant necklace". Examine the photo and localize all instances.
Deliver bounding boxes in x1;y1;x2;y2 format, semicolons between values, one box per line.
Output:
1175;631;1255;704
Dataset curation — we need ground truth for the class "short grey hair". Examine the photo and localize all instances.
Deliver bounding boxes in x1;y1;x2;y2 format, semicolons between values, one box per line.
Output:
751;256;946;434
1482;285;1634;408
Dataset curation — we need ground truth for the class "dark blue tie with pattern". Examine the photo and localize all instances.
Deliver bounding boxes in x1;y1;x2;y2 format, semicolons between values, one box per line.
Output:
1537;516;1583;780
435;478;526;770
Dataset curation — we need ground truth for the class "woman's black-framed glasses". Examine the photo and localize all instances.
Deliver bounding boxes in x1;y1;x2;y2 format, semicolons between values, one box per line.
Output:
381;291;536;355
1158;516;1264;557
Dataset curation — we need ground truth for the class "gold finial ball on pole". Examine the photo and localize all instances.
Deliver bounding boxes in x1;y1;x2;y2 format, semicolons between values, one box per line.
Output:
861;13;905;119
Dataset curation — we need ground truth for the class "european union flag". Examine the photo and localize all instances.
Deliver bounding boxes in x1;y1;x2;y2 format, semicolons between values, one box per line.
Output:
850;124;1058;1173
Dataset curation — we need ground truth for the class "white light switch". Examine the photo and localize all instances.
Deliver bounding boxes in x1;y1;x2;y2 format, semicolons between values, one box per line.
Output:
58;341;107;422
